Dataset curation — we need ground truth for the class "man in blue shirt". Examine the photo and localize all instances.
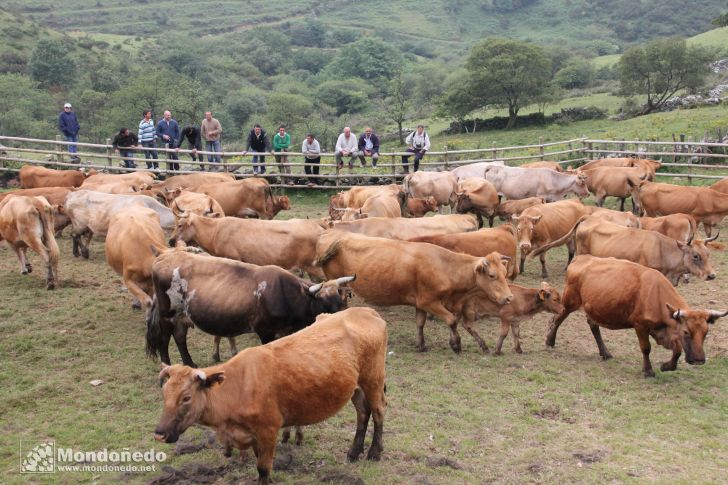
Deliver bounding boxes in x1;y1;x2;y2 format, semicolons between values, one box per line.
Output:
156;110;180;171
58;102;80;162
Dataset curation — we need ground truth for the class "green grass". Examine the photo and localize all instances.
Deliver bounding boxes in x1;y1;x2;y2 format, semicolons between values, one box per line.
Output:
2;192;728;483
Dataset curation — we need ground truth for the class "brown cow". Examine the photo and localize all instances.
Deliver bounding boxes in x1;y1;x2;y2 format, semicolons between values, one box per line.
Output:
405;196;438;217
585;206;640;227
336;192;404;221
0;187;73;234
20;165;94;188
639;213;697;243
314;231;513;352
577;157;661;178
0;195;59;289
408;225;519;280
581;166;647;212
635;182;728;236
149;172;235;192
329;214;478;240
546;255;727;377
455;177;499;227
711;177;728;194
105;207;167;309
522;161;563;171
154;307;387;485
403;171;458;212
193;178;282;219
169;213;325;278
495;197;545;222
329;185;404;219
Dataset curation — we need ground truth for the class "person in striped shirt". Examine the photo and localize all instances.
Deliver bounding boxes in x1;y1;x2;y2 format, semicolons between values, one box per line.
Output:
138;109;159;169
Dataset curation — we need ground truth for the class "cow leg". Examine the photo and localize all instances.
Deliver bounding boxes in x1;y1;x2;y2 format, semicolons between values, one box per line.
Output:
124;277;151;310
476;213;484;228
566;239;576;267
71;231;80;257
171;321;196;368
415;308;428;352
228;337;238;357
587;318;613;360
545;308;572;347
660;348;681;372
253;430;277;485
357;379;386;462
294;426;303;446
539;253;549;279
212;337;222;362
20;247;32;273
635;328;655;377
347;388;370;462
23;234;54;289
704;223;713;238
157;318;174;366
11;245;27;274
429;302;461;353
488;215;494;227
511;320;523;354
495;318;510;355
460;315;489;353
619;197;626;212
596;195;605;207
519;251;526;275
76;230;92;259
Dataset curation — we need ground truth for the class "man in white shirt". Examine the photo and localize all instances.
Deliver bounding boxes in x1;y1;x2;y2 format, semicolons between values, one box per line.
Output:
402;125;431;173
302;133;321;186
335;126;359;171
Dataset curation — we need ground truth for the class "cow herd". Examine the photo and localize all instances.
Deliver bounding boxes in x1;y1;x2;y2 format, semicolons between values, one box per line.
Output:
1;158;728;483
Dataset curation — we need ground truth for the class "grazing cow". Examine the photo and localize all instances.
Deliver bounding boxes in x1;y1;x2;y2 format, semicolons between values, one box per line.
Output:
0;195;59;289
408;225;519;280
512;199;589;277
457;282;563;354
405;196;438;217
484;165;589;202
581;166;647;212
148;172;235;192
635;182;728;236
455;177;499;227
146;248;355;366
546;255;727;377
329;214;477;240
193;178;284;219
0;187;73;235
153;307;387;485
577;157;661;178
314;231;513;352
105;207;167;309
20;165;94;188
403;171;458;212
169;213;325;278
450;161;505;180
522;161;563;171
639;213;697;243
163;189;225;219
64;190;175;258
495;197;545;222
336;192;403;221
710;177;728;194
530;217;716;286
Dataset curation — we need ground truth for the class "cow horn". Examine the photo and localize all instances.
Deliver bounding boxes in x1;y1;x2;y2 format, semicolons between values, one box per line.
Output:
333;208;347;211
687;231;694;245
158;365;171;387
705;230;720;243
194;369;207;382
335;275;357;286
672;309;683;320
500;255;512;262
308;283;323;295
708;309;728;323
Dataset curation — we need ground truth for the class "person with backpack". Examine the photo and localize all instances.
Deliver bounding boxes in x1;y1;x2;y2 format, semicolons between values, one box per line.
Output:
402;125;430;173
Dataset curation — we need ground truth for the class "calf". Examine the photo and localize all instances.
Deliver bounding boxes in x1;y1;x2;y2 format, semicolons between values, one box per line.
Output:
495;197;545;222
154;307;387;485
336;192;403;221
193;178;279;219
455;177;499;227
405;196;438;217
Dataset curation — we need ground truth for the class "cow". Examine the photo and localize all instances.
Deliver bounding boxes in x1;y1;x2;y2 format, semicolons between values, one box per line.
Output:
522;161;563;171
64;190;175;258
146;248;355;366
405;196;438;217
577;157;661;178
495;197;545;222
162;189;225;219
639;213;697;243
148;172;235;192
192;178;283;219
711;177;728;194
329;214;478;240
634;182;728;236
455;177;499;227
545;255;727;377
0;187;73;235
450;161;505;180
529;216;716;286
484;165;589;202
408;225;519;280
314;231;513;353
580;166;647;212
403;171;458;212
335;192;403;221
585;206;640;227
457;282;563;355
19;165;95;188
105;207;168;309
0;195;59;289
328;185;404;220
153;306;387;485
511;199;589;278
81;171;157;193
168;213;325;278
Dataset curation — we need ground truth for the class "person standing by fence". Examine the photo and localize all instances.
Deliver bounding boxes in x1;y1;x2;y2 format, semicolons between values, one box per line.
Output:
111;127;138;169
302;133;321;187
157;110;181;171
58;103;80;162
402;125;430;173
273;125;293;185
244;124;270;175
200;111;222;170
138;109;159;169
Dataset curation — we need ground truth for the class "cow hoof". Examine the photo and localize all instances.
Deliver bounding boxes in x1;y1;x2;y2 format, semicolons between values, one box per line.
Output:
416;345;428;353
660;362;677;372
223;447;233;458
515;347;523;354
81;249;90;259
545;337;556;347
25;265;33;274
212;354;220;363
541;272;549;279
450;342;462;354
643;369;656;378
494;350;503;356
601;352;613;361
47;282;56;290
21;269;28;275
347;451;361;463
131;300;141;310
366;448;382;461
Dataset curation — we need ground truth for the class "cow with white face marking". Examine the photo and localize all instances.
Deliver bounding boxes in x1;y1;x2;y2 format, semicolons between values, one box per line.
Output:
146;249;355;368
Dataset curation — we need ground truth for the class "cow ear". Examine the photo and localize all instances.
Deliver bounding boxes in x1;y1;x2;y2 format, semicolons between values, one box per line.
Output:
538;289;547;301
476;259;489;273
676;240;689;251
158;364;171;388
529;215;542;224
210;212;223;218
204;371;225;387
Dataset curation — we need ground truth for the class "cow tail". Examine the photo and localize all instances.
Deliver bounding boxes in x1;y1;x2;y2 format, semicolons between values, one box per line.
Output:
528;215;588;259
397;189;408;216
38;203;60;271
146;295;162;360
264;185;275;219
313;239;343;267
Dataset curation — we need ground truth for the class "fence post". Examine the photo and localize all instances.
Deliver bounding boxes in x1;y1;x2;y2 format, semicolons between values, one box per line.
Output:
222;153;229;173
391;154;397;184
105;138;113;170
491;141;497;161
538;137;544;160
443;145;449;170
687;136;693;184
679;134;686;163
335;155;340;188
55;134;64;166
586;140;593;160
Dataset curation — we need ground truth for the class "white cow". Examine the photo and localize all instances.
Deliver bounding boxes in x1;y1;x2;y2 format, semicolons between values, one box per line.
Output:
484;165;589;202
450;161;505;181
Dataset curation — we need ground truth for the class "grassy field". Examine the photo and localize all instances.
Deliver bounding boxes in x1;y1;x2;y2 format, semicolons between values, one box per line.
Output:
2;190;728;484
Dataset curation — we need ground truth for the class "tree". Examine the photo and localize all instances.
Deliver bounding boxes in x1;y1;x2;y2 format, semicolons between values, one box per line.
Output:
435;71;479;129
712;4;728;27
315;79;371;116
29;39;77;90
324;38;403;84
554;58;595;89
381;71;411;144
618;37;713;115
465;38;552;129
265;93;314;132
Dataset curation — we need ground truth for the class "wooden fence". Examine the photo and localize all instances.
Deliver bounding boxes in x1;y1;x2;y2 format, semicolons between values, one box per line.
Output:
1;134;727;188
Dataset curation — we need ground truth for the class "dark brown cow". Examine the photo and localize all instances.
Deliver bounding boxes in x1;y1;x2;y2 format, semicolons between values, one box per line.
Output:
20;165;94;188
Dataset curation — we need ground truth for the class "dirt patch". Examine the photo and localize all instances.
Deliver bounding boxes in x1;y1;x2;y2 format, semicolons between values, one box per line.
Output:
174;431;217;456
318;472;365;485
425;455;464;470
148;463;232;485
533;405;576;423
573;450;606;464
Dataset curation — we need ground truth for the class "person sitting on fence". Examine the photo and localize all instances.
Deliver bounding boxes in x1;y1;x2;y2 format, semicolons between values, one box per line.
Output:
243;124;270;175
58;103;80;163
201;111;223;169
138;109;159;170
402;125;430;173
302;133;321;187
358;127;380;168
273;125;293;185
180;125;203;170
111;127;138;169
335;127;359;171
156;110;181;171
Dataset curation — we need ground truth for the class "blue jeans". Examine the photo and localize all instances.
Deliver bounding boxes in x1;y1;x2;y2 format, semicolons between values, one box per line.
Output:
206;140;221;163
64;134;78;154
141;140;158;169
119;149;136;168
251;150;266;174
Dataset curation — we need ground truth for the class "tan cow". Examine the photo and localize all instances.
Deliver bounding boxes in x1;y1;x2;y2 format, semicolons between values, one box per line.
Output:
336;192;403;221
522;161;563;171
0;195;59;289
546;255;727;377
0;187;73;234
329;185;405;219
639;213;697;243
19;165;95;188
405;196;438;217
580;166;647;212
635;182;728;236
408;225;519;280
403;171;458;212
710;177;728;194
148;172;235;192
577;157;661;178
192;178;284;219
169;213;325;278
495;197;545;222
105;207;167;309
161;189;225;219
81;171;157;193
154;307;387;485
314;231;513;352
329;214;478;240
585;206;640;227
455;177;499;227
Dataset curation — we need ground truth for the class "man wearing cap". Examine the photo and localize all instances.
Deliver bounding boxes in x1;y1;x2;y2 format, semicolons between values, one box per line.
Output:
58;103;80;162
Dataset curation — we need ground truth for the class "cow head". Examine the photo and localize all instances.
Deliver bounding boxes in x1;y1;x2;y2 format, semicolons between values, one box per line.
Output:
163;187;183;205
307;275;356;312
455;192;472;214
678;234;717;281
154;365;225;443
626;178;647;215
339;208;366;222
537;282;564;315
407;196;438;217
512;215;542;253
169;213;214;246
474;252;513;305
666;304;728;365
572;172;590;198
328;193;347;220
272;195;291;216
172;195;223;220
